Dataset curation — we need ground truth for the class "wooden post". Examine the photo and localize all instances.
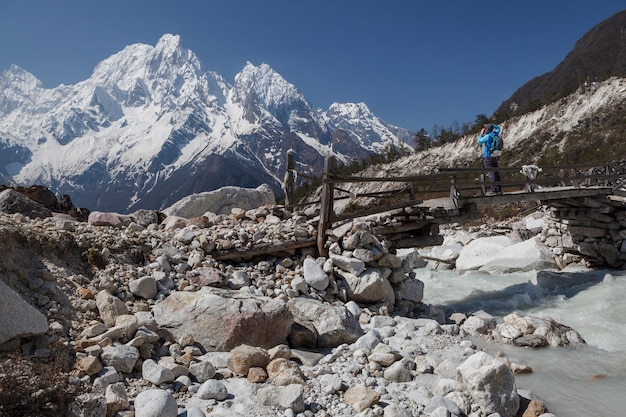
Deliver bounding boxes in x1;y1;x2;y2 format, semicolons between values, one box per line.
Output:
449;175;459;198
408;182;415;200
317;156;336;257
479;173;487;196
571;168;580;189
283;151;296;206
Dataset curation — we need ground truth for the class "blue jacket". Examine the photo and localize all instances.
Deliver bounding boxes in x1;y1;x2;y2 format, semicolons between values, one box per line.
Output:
478;125;501;157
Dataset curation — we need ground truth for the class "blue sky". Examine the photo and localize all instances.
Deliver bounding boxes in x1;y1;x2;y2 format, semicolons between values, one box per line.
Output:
1;1;624;132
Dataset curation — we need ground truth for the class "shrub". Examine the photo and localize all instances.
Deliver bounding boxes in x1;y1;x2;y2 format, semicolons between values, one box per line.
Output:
0;351;84;417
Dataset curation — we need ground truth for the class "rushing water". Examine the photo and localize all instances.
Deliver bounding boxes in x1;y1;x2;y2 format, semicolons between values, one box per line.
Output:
414;267;626;417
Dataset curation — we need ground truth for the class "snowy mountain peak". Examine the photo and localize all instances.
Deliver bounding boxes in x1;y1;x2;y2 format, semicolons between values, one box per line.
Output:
155;33;183;53
0;65;44;114
0;34;413;212
234;62;308;111
1;65;43;90
328;102;373;120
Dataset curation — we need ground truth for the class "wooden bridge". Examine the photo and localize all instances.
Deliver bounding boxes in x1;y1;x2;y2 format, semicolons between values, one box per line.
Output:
288;156;626;257
211;155;625;261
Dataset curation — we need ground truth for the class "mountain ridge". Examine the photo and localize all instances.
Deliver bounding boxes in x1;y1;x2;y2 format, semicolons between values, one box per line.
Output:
0;34;412;213
496;9;626;118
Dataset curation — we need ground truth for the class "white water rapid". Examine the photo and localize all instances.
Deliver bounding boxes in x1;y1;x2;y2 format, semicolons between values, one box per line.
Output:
415;268;626;417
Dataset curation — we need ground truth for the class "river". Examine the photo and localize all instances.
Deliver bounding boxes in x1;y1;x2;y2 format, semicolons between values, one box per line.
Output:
414;267;626;417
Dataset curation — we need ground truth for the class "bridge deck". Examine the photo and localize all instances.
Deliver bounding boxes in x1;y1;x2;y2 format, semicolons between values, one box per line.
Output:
420;186;615;210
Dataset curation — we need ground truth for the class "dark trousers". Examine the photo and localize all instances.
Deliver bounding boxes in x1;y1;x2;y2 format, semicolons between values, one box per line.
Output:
483;157;501;193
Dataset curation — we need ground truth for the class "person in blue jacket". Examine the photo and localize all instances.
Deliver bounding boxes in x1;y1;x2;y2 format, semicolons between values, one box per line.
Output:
477;123;502;194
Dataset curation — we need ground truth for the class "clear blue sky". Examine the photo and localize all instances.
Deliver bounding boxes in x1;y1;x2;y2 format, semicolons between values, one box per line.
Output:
1;1;624;132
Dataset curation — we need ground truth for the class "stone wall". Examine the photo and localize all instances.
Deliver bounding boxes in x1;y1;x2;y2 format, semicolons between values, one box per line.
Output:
539;195;626;268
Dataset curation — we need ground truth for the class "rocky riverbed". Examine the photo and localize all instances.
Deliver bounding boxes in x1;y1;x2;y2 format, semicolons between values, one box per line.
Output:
0;186;599;417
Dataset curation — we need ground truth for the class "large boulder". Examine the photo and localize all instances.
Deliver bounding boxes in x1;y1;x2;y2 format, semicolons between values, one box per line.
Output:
153;288;293;351
14;185;57;209
479;238;557;274
287;298;363;348
0;279;48;345
455;236;514;273
456;351;519;416
162;184;275;218
0;188;52;218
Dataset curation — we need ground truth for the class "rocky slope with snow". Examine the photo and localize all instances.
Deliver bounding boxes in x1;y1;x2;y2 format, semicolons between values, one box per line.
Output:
0;34;412;213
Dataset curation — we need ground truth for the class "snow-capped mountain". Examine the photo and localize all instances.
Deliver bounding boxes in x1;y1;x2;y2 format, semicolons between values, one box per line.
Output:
0;34;413;212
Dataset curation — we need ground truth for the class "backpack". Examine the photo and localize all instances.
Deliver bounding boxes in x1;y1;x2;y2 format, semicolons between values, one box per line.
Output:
491;125;503;154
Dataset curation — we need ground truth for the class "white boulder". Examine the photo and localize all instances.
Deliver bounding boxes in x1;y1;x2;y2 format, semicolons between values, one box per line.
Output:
162;184;275;218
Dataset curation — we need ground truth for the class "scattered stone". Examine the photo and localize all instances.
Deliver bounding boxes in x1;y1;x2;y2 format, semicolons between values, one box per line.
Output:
142;359;176;385
134;389;178;417
256;384;305;413
303;257;330;290
129;276;158;299
100;345;139;374
344;385;381;412
227;344;270;375
96;290;129;328
196;379;228;401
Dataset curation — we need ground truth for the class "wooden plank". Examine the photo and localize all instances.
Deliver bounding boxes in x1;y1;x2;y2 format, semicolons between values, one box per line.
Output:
392;235;444;249
373;221;431;235
211;238;316;261
553;208;616;223
333;199;424;222
559;219;620;230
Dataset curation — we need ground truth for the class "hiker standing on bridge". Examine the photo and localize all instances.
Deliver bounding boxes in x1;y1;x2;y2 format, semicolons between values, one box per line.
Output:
478;123;502;194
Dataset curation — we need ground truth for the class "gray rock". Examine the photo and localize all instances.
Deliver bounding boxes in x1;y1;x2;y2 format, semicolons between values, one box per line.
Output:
129;276;158;299
130;209;161;227
196;379;228;401
0;278;48;345
354;329;382;351
88;211;124;228
134;389;178;417
456;351;519;416
383;403;413;417
383;359;412;382
92;366;121;391
100;345;139;374
153;288;293;351
287;297;363;348
303;258;330;290
424;396;463;416
142;359;176;384
394;277;424;304
105;382;128;416
228;270;251;290
338;267;387;303
461;313;497;336
95;290;128;327
330;254;365;275
256;384;305;413
189;360;216;383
